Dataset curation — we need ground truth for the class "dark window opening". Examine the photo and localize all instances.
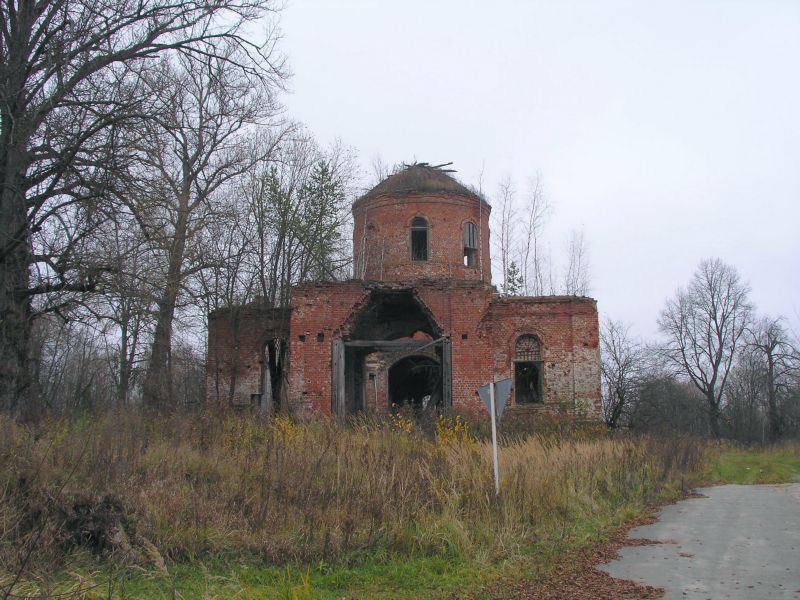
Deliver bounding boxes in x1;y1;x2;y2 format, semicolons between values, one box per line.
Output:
463;221;477;267
298;334;306;342
515;361;543;404
411;217;428;261
345;346;366;414
316;332;324;342
514;335;543;404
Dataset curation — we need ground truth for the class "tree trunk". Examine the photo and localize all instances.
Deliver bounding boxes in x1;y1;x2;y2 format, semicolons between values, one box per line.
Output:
766;356;780;440
707;394;721;438
117;318;130;406
0;234;33;414
0;124;34;414
142;193;190;408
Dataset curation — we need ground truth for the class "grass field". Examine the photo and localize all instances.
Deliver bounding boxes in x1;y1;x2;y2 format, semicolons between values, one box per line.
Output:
6;412;790;599
707;444;800;485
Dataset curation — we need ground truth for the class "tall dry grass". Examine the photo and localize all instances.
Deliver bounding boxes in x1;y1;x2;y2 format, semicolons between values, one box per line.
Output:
0;410;707;576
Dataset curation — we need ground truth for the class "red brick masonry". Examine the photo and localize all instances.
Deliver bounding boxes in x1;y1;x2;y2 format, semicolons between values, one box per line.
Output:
287;281;599;417
206;164;601;419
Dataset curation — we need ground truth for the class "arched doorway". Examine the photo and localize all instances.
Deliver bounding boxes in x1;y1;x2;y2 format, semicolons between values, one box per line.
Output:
332;288;451;417
388;355;441;413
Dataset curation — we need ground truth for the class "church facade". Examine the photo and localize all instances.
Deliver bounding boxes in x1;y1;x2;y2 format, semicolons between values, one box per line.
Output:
206;164;601;419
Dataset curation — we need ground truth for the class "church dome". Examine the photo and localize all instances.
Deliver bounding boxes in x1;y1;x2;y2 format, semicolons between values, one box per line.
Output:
352;162;491;284
354;163;485;207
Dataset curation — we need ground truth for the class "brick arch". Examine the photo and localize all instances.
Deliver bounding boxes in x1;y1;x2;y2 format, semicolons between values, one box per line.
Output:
505;329;548;356
406;213;431;227
388;353;443;412
339;287;443;341
515;334;543;361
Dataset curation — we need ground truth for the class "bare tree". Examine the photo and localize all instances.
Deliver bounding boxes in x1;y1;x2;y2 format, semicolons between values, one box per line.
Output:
600;318;645;428
240;134;356;307
294;146;357;283
724;345;768;443
246;134;320;307
94;212;155;405
0;0;285;413
124;51;280;407
194;133;356;408
562;228;591;296
630;372;709;435
746;316;798;440
193;192;261;406
30;315;117;410
520;173;550;296
368;155;401;187
492;176;517;295
658;258;752;437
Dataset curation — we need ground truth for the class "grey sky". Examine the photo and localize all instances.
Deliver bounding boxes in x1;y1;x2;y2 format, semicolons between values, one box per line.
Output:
277;0;800;338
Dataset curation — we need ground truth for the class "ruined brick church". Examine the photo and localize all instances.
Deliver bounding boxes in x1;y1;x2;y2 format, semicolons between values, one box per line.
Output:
207;163;601;419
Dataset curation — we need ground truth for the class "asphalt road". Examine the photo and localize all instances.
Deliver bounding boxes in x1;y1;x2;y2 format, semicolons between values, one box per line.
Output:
598;484;800;599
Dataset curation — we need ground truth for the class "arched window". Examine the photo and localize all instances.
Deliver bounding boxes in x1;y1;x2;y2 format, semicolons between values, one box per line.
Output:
514;335;543;404
515;335;542;361
410;217;428;261
463;222;477;267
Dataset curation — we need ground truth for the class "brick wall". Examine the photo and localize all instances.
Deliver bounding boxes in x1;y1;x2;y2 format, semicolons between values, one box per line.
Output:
286;279;600;419
482;296;601;417
206;305;288;406
287;281;368;414
352;193;492;284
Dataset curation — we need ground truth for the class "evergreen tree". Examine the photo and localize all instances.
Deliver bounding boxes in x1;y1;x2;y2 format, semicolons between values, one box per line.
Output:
505;261;525;296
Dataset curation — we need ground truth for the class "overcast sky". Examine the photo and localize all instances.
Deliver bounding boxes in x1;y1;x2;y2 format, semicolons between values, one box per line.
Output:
276;0;800;339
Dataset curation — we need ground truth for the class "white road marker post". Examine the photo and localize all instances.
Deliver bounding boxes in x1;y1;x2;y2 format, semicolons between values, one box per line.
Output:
489;379;500;496
477;378;509;497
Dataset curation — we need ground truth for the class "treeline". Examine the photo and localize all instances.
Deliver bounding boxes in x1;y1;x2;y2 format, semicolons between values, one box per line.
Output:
602;258;800;442
3;2;797;443
0;0;596;419
0;0;360;413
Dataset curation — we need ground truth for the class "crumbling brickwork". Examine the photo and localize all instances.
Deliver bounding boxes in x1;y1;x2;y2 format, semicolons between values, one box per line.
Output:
480;296;601;417
287;282;599;418
206;163;601;421
206;305;288;406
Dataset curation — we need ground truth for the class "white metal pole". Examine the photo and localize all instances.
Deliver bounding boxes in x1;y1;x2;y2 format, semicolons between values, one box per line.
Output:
489;379;500;496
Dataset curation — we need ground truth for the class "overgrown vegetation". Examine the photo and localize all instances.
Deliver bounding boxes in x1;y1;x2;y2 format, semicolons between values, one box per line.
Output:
1;411;707;598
